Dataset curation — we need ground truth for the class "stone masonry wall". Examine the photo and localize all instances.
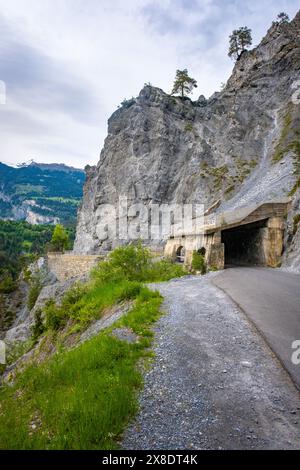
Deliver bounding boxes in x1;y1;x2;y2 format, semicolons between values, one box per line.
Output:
47;253;103;281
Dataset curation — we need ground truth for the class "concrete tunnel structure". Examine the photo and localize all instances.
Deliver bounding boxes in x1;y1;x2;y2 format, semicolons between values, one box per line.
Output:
46;200;291;281
164;200;290;270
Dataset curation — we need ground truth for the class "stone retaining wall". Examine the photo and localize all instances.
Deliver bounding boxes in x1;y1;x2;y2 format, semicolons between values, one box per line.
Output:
47;253;103;281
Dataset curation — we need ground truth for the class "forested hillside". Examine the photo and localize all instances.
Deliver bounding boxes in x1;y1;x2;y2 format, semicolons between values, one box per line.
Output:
0;221;74;292
0;161;85;226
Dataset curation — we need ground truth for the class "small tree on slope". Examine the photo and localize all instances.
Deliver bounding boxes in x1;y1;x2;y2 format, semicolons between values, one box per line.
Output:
277;12;290;24
171;69;198;98
228;27;252;61
50;224;69;253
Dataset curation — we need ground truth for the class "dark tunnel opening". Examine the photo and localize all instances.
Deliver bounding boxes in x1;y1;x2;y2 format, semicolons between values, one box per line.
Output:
221;219;268;267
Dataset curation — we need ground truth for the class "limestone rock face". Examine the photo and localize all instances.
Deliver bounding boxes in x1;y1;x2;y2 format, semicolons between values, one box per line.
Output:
282;189;300;272
74;11;300;258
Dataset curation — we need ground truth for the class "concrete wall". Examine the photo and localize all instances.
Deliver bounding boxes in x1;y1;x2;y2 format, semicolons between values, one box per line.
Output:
164;233;223;269
47;253;103;281
262;217;284;267
164;216;285;270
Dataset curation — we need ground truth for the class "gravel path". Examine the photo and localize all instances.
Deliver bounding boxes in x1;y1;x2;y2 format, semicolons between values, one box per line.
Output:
122;274;300;450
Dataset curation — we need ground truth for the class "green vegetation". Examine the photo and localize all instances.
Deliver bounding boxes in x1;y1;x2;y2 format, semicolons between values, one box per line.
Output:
36;197;81;205
191;250;207;275
31;309;46;341
293;214;300;235
235;157;258;183
289;178;300;197
184;122;194;132
0;162;85;225
27;276;43;310
0;294;14;334
270;104;300;196
274;12;290;25
224;184;235;195
228;26;252;61
0;293;161;449
209;265;219;272
288;141;300;196
0;221;54;292
14;184;44;195
3;340;34;369
200;163;229;191
50;224;70;253
0;244;186;449
171;69;197;98
272;107;294;163
120;97;135;109
0;221;74;293
200;158;258;195
0;275;17;294
38;243;186;333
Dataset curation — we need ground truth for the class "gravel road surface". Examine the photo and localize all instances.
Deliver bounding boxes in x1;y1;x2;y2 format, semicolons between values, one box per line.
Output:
122;274;300;450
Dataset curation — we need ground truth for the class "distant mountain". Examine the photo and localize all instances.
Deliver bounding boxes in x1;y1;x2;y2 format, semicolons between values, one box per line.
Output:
16;159;84;173
0;161;85;226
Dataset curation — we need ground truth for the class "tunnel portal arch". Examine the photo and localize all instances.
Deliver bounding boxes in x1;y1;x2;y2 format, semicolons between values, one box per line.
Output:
221;219;268;266
176;246;186;263
165;201;289;270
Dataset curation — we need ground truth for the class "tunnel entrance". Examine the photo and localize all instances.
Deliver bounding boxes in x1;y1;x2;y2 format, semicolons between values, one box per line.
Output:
176;246;185;263
221;219;268;267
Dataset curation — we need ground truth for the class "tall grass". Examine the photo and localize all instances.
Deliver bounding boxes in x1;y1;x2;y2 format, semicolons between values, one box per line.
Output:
0;291;161;449
0;243;186;449
41;243;186;332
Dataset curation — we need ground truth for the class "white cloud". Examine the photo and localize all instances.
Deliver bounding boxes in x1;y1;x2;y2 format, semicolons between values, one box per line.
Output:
0;0;299;168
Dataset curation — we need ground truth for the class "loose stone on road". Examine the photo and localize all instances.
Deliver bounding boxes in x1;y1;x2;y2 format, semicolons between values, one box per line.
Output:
122;274;300;450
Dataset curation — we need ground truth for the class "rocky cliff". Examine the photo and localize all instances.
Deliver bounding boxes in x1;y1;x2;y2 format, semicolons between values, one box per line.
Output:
74;11;300;268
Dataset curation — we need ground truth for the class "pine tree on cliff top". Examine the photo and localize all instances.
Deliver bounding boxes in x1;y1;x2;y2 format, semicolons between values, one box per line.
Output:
277;12;290;24
228;26;252;61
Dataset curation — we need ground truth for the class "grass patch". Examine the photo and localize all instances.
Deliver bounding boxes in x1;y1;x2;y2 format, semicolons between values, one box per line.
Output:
27;276;42;311
40;250;186;334
191;250;207;275
0;290;162;449
0;243;186;449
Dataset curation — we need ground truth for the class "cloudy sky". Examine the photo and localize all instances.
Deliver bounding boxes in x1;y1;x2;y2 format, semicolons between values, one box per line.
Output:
0;0;299;168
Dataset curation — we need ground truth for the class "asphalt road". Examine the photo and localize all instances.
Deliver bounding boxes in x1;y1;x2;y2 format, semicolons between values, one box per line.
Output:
213;267;300;389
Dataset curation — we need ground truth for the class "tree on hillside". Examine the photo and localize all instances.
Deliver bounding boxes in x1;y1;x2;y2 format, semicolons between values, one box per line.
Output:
276;12;290;24
171;69;197;98
228;27;252;61
50;224;69;253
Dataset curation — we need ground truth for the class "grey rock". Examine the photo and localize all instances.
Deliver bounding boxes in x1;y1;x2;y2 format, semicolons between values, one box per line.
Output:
74;11;300;274
282;189;300;272
4;267;87;344
79;302;133;344
111;327;139;343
